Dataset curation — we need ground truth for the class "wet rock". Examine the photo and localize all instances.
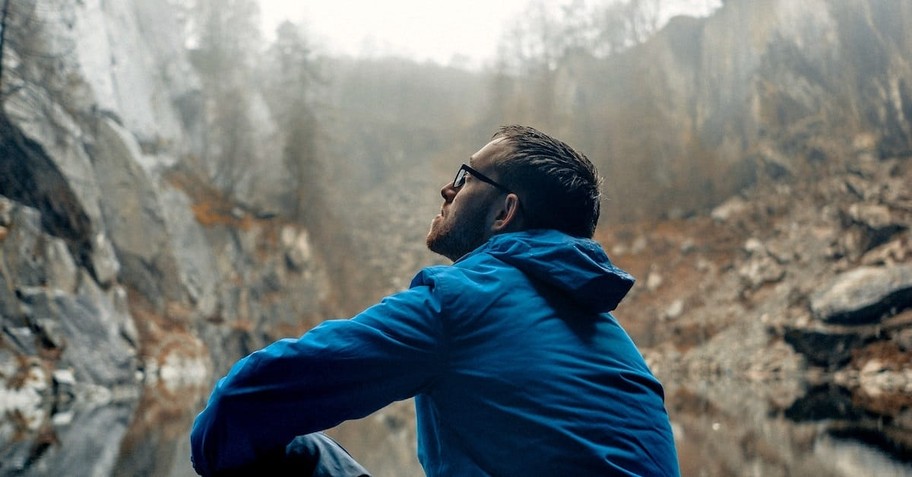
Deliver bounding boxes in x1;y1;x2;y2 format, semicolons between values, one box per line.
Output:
0;356;49;434
784;385;867;422
856;359;912;398
27;402;137;477
810;265;912;325
783;328;873;368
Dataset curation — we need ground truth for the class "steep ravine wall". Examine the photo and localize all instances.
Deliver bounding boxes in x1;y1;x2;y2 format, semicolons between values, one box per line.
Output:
0;1;338;473
566;0;912;219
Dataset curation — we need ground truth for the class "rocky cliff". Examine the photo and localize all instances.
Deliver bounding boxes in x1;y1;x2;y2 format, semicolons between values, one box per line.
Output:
594;0;912;471
0;0;338;473
604;153;911;473
556;0;912;220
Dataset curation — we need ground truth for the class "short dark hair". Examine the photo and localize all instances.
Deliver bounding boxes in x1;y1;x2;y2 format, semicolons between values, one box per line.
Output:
492;125;601;238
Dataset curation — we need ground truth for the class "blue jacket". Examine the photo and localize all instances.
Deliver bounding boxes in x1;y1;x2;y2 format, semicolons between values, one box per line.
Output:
191;230;680;476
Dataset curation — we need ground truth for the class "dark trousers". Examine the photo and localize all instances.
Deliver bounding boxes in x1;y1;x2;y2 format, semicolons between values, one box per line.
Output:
212;433;370;477
284;433;371;477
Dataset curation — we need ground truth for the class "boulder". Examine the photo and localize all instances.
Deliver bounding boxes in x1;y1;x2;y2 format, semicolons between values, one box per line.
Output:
810;265;912;325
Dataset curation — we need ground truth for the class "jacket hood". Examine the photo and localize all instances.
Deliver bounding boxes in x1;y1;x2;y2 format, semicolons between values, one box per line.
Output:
469;229;635;312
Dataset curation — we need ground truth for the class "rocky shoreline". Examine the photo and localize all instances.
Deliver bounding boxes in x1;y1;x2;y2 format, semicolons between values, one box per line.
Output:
604;152;912;470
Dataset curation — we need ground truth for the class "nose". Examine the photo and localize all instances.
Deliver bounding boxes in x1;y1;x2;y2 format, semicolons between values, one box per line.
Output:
440;182;458;202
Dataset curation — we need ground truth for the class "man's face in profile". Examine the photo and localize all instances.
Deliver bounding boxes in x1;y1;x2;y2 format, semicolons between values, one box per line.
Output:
426;138;509;261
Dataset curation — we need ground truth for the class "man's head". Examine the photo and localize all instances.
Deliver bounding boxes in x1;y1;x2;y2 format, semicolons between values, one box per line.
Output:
491;125;601;238
426;125;601;261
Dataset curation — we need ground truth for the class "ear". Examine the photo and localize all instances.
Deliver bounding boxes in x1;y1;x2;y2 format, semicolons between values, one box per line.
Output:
490;193;523;233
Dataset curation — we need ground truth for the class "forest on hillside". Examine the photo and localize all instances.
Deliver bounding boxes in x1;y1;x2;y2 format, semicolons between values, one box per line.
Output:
142;0;742;226
3;0;908;233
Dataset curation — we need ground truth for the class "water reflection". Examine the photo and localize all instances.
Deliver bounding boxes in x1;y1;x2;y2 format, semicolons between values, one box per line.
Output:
3;378;911;476
112;381;206;477
785;385;912;471
0;375;204;476
1;398;137;476
669;380;912;477
815;433;912;477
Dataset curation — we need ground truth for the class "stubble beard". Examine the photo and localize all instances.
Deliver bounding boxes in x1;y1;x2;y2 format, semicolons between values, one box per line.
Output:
426;206;488;262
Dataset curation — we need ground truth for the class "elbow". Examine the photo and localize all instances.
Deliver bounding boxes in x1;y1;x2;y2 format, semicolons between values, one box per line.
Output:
190;408;213;476
190;391;226;476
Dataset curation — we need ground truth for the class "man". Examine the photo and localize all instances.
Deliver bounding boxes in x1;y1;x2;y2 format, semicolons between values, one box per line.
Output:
191;125;680;476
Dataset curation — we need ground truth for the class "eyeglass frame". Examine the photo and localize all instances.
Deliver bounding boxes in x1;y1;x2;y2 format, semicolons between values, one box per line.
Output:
453;163;512;194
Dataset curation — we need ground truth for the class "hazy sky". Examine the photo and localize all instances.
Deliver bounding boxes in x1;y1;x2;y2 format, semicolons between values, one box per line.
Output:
259;0;721;67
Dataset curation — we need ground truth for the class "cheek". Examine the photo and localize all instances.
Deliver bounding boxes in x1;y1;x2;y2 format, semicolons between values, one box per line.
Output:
452;196;480;221
451;188;481;209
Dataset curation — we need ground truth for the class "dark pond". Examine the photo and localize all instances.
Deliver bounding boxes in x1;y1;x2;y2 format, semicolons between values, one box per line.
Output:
1;378;910;476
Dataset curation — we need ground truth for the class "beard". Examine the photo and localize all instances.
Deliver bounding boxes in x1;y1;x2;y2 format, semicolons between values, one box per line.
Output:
426;203;489;262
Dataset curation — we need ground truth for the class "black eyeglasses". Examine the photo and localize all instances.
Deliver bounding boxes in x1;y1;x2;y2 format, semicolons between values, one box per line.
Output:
453;164;512;194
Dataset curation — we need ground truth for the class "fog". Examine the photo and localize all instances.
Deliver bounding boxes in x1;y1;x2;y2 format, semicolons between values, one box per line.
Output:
257;0;722;66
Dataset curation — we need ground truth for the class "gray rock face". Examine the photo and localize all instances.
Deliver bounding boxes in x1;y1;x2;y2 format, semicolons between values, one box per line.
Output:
810;265;912;325
580;0;912;218
0;1;333;474
19;282;137;385
0;198;138;381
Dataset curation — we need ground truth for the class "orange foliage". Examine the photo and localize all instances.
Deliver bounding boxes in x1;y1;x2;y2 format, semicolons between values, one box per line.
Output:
190;201;253;230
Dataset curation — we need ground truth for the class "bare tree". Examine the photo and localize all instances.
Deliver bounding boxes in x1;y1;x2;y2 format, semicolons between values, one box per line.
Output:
595;0;664;55
262;21;324;223
186;0;263;198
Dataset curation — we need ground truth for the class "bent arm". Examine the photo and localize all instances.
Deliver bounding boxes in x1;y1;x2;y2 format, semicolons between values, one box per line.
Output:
190;285;446;475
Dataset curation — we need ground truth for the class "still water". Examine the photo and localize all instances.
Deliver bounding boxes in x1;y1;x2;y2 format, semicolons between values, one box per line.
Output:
1;377;910;476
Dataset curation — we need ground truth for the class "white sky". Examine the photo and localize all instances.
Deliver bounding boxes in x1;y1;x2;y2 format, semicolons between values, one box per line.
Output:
259;0;721;67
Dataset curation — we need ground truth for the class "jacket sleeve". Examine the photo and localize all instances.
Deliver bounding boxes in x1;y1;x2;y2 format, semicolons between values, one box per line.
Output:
190;282;448;476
